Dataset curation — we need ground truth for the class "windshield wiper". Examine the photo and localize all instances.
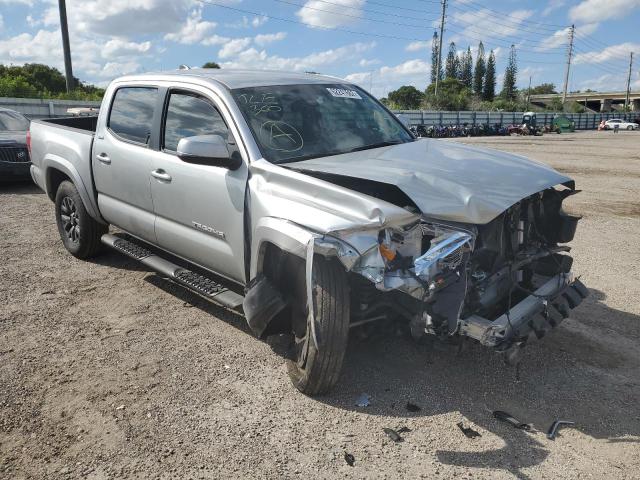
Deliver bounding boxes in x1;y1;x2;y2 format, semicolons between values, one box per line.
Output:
347;140;405;153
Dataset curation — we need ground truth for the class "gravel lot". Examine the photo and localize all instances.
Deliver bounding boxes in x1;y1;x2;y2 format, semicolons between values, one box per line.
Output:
1;130;639;479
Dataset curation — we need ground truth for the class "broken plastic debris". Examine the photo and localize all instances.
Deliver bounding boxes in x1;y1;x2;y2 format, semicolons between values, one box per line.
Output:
406;402;421;412
355;393;370;407
547;420;575;440
457;422;481;439
383;428;404;442
344;452;355;467
493;410;531;430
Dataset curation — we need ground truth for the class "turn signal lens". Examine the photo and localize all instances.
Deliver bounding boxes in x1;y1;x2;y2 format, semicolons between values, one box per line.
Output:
379;243;397;262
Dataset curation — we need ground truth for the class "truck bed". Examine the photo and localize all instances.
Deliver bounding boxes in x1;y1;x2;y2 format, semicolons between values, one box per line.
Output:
38;116;98;133
29;116;102;221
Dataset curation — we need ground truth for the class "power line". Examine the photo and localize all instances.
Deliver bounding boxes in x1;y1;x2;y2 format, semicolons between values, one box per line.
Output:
444;0;567;30
197;0;428;41
273;0;431;29
300;0;440;21
443;25;566;54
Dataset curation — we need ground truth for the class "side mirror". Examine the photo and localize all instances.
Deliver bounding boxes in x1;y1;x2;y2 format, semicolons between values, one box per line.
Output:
177;135;242;170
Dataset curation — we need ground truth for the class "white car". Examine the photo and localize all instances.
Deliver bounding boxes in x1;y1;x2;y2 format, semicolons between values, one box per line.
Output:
604;119;639;130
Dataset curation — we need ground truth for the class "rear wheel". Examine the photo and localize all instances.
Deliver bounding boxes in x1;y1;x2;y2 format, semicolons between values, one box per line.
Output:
287;256;350;396
55;180;107;259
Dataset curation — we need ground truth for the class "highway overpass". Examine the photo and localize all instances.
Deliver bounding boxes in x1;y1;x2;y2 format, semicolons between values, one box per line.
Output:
530;91;640;112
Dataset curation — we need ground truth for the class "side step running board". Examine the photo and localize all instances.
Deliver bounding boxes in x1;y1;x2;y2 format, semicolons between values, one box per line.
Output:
101;233;244;309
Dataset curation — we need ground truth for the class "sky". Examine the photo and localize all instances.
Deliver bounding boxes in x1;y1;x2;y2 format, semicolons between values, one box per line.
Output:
0;0;639;97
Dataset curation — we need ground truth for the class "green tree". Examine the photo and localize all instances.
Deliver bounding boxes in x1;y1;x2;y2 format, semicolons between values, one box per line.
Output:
530;83;557;94
501;45;518;100
430;31;442;85
473;42;485;96
202;62;221;69
445;42;458;79
460;47;473;89
424;78;471;111
483;50;496;101
0;63;104;100
387;85;425;109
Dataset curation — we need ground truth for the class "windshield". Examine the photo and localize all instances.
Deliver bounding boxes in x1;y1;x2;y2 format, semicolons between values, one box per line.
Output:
0;111;30;131
233;83;413;163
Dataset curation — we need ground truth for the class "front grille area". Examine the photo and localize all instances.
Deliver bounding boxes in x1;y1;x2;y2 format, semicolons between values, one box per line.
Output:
0;147;30;163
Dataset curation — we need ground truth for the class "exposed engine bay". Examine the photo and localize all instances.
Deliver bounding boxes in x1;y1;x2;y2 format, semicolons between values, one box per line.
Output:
330;184;588;356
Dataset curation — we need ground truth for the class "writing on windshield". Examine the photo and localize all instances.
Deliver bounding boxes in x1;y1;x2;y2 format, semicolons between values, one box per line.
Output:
233;83;412;163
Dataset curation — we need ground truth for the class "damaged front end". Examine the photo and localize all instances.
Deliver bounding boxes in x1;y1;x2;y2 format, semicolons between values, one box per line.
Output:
324;184;588;357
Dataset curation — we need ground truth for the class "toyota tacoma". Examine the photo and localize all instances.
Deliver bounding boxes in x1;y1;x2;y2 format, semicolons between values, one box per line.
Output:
28;69;588;394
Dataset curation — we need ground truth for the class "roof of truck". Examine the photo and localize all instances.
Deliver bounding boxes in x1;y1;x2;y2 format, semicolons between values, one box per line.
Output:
118;69;349;89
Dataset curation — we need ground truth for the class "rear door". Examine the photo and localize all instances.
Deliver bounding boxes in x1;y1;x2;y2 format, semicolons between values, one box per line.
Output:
93;86;160;243
150;87;248;283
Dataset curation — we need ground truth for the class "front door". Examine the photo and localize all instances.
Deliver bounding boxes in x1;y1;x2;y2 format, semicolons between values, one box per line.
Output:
93;86;159;244
150;89;248;283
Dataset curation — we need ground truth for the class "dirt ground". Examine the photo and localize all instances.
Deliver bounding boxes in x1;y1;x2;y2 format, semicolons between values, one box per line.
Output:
1;130;639;479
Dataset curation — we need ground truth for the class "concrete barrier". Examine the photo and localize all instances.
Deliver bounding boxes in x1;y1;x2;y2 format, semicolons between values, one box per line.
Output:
0;97;101;118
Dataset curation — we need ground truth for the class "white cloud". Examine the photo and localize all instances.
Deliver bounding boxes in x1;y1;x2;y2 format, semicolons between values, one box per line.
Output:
219;38;253;59
254;32;287;47
296;0;365;29
570;0;640;23
573;42;639;64
537;23;598;51
359;58;381;67
345;59;430;97
406;41;430;52
252;16;268;28
542;0;566;17
164;8;217;45
452;9;535;40
221;41;375;72
202;34;231;47
90;61;141;79
43;0;199;37
0;0;32;5
102;39;151;59
225;15;268;29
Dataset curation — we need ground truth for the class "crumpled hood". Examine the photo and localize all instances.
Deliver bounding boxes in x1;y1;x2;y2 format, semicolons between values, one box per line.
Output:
283;138;572;225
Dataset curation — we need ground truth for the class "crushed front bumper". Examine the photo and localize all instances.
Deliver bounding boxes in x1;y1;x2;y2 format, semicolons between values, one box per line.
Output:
459;273;589;348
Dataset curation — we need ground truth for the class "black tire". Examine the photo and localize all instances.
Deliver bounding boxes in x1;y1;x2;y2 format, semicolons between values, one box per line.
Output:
54;180;107;259
287;256;350;396
627;125;633;131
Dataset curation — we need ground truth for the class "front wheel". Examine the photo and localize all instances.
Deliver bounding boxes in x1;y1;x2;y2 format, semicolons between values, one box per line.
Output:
287;256;350;396
627;125;634;131
55;180;107;259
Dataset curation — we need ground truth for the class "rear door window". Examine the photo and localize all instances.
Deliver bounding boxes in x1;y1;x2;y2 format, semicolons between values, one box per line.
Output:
162;91;228;152
108;87;158;145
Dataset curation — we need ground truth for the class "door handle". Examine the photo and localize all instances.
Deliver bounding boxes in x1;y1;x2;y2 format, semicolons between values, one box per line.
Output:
96;153;111;164
151;169;172;182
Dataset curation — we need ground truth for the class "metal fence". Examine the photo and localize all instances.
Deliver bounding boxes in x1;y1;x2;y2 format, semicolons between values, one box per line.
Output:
0;97;101;118
392;110;639;130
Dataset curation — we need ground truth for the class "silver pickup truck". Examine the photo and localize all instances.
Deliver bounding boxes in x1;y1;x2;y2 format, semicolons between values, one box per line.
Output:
29;69;588;395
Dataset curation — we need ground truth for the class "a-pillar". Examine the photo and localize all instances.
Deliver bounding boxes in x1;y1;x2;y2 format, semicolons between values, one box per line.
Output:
600;99;612;112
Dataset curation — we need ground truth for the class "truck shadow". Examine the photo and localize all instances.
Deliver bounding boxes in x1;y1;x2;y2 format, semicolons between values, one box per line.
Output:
0;181;43;195
315;287;640;479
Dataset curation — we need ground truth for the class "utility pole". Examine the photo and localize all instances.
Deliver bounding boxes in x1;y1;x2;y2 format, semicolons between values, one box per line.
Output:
625;52;634;111
434;0;447;99
526;75;532;110
562;24;575;106
58;0;74;92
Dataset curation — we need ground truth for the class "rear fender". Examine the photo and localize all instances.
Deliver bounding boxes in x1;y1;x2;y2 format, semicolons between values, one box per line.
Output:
43;155;104;223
